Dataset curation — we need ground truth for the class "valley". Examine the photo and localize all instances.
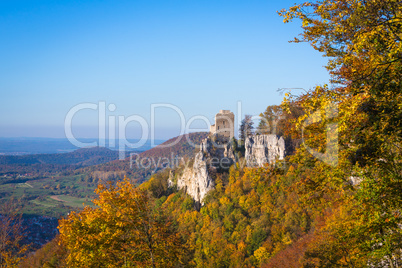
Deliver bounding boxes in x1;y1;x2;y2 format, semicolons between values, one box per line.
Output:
0;132;208;218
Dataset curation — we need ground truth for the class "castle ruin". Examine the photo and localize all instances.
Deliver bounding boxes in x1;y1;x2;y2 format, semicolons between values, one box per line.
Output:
210;110;235;138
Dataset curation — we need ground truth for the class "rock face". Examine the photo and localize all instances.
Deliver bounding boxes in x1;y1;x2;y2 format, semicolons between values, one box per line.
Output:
176;158;212;206
245;135;285;167
224;140;236;162
170;134;286;207
175;139;214;206
349;176;362;186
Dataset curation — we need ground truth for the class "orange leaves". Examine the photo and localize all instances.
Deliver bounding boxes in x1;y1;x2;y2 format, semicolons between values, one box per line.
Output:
58;177;186;267
177;162;310;267
0;207;29;267
279;0;402;92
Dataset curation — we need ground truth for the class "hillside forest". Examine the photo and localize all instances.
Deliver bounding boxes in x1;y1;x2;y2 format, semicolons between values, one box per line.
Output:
2;0;402;267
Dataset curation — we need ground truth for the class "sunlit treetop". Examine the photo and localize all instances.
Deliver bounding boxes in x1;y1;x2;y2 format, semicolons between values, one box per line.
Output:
278;0;402;89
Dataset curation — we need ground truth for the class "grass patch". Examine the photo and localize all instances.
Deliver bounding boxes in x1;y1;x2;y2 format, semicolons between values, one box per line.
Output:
0;174;98;217
51;195;95;208
15;183;32;188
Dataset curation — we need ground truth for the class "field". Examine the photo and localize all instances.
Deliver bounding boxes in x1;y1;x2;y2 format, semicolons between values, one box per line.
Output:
0;133;207;218
49;195;94;208
0;174;97;218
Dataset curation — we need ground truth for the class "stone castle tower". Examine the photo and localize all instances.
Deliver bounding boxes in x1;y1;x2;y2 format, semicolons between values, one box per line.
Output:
210;110;235;138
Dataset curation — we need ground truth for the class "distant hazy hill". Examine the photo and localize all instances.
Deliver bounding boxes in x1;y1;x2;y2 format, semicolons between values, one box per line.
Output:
83;132;209;183
0;147;142;176
139;132;207;159
0;147;120;166
0;132;209;182
0;137;163;155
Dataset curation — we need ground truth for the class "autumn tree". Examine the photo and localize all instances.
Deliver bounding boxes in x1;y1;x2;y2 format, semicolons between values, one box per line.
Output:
20;235;67;268
257;105;283;135
140;169;171;198
239;115;254;145
0;200;28;268
59;177;186;268
279;0;402;266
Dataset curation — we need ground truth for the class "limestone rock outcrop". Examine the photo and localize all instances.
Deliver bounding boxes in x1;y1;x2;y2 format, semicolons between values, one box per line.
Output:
175;138;214;206
224;140;237;162
349;176;362;186
170;134;286;206
170;136;232;206
245;134;285;167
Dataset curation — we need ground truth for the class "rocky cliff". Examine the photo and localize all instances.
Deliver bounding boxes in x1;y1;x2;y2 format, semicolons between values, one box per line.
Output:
174;138;214;206
169;136;232;207
170;134;286;206
245;134;285;167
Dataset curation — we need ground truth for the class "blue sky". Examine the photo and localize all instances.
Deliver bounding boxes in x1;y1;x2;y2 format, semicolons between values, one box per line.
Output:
0;0;330;140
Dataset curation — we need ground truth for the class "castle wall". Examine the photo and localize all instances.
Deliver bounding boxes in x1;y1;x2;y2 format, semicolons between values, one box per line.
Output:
211;110;234;138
